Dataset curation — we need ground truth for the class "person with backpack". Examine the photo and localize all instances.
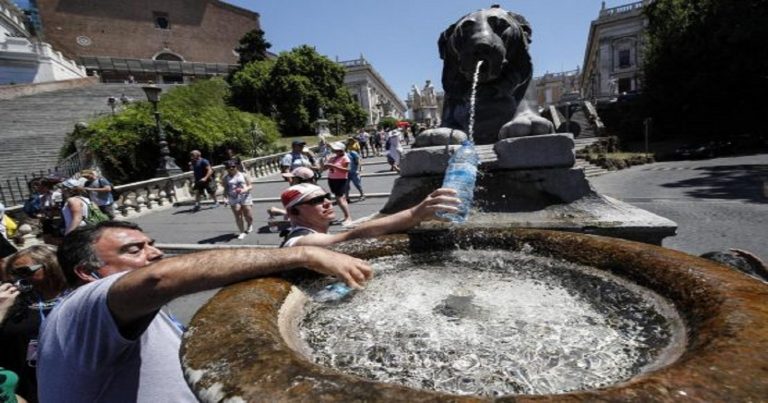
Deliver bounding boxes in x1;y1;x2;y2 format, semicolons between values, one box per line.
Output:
280;141;317;181
60;179;109;235
80;169;116;219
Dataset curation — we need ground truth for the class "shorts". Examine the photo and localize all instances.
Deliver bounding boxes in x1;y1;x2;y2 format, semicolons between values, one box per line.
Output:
193;179;216;195
227;193;253;206
327;178;349;197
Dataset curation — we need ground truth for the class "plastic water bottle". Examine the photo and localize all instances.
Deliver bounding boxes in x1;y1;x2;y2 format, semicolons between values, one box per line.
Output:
313;282;354;303
437;140;480;223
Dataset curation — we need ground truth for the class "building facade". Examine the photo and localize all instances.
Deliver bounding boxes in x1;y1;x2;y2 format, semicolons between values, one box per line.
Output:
406;80;443;128
22;0;259;83
581;1;648;102
532;69;581;109
340;55;406;128
1;0;85;84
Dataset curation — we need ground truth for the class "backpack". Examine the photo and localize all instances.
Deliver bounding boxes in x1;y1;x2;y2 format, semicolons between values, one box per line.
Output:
79;197;110;225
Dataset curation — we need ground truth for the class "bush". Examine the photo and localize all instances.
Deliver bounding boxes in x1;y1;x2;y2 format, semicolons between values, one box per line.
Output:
65;78;282;183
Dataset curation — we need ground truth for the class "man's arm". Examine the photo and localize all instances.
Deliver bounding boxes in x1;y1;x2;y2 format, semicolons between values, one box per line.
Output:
84;179;112;194
202;161;213;182
107;246;372;327
293;188;459;247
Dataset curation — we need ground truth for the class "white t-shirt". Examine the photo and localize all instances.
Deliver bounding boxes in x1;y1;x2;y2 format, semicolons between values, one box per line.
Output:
37;272;197;402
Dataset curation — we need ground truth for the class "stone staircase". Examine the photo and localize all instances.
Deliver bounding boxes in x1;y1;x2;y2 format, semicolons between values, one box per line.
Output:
0;83;160;184
574;136;608;177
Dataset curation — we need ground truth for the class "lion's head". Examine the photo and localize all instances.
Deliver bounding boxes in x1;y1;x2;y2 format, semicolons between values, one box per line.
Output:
437;5;534;144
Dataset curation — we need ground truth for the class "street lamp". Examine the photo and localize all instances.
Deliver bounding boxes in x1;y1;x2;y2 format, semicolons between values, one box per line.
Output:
142;85;182;177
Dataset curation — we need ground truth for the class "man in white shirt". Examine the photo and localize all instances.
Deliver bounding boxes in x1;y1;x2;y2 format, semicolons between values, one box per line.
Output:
37;221;371;402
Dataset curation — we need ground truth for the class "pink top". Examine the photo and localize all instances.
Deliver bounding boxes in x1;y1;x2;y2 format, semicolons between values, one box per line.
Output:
326;154;350;179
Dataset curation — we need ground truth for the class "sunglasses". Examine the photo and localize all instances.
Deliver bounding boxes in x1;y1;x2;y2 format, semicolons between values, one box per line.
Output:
297;193;332;206
10;264;44;277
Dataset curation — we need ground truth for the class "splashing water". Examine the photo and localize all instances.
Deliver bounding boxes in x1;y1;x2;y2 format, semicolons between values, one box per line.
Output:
299;250;684;397
467;60;483;141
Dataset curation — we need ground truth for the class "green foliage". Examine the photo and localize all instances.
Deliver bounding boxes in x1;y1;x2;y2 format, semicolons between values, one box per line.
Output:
643;0;768;139
378;117;399;131
234;29;272;66
229;45;368;136
66;78;281;183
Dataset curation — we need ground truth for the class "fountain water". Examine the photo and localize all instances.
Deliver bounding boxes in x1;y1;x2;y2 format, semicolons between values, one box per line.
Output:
300;249;684;397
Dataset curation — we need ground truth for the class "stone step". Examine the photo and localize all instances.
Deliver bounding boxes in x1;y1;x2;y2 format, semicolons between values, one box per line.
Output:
0;83;173;183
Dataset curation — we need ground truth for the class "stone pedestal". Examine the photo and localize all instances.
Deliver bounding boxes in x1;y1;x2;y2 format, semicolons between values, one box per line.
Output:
315;118;330;137
385;133;677;245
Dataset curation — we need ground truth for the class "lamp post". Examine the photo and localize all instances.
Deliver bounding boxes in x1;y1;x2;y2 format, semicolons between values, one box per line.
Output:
142;85;182;177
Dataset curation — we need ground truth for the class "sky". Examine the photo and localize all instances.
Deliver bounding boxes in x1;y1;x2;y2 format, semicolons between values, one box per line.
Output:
229;0;635;101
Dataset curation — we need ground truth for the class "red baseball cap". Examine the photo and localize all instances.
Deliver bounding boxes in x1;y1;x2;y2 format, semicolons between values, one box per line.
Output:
281;183;325;209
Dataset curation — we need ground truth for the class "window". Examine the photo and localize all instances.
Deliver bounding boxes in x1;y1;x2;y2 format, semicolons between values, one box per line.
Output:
153;12;170;30
618;49;631;68
618;78;632;93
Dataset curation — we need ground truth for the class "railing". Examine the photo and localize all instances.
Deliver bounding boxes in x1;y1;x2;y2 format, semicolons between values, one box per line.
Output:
111;153;284;217
599;1;645;18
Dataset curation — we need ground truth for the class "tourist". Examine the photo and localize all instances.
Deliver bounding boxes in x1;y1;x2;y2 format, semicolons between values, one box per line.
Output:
280;140;316;179
267;167;317;220
60;178;93;235
225;148;246;173
189;150;220;211
323;142;353;226
221;160;254;240
372;129;385;157
385;129;404;172
356;129;371;158
79;169;116;219
279;183;458;247
1;245;70;403
35;221;371;401
344;141;365;202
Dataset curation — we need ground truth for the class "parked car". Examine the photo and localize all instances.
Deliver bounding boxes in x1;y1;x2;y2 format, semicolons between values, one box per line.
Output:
674;140;734;160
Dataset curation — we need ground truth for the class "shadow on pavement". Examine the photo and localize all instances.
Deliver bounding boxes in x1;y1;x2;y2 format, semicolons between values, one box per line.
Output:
661;164;768;203
198;233;238;244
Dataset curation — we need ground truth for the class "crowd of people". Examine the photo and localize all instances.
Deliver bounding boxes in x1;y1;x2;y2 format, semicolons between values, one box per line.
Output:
0;128;454;401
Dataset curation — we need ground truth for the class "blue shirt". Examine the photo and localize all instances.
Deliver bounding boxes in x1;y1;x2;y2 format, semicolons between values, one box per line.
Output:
191;158;211;181
85;177;114;206
348;151;360;174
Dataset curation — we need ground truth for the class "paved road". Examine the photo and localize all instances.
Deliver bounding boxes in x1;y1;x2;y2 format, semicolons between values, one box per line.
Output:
590;153;768;259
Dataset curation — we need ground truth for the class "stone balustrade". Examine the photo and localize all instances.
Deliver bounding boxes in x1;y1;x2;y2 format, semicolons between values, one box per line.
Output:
113;152;284;218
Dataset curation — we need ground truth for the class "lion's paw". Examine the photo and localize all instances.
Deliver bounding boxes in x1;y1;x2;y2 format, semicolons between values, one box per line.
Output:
412;127;468;148
498;111;554;139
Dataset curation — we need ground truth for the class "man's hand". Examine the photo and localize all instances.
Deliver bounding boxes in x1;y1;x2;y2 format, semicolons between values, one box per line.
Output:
0;283;20;322
302;246;373;289
412;188;460;222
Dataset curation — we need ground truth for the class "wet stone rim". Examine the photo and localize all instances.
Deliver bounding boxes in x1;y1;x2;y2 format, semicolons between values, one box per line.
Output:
180;229;768;402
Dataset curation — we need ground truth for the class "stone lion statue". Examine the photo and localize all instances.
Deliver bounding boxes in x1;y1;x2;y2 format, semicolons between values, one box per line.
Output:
414;5;553;147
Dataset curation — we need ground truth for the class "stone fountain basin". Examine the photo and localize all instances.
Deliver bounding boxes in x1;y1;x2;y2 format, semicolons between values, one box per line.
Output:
180;228;768;402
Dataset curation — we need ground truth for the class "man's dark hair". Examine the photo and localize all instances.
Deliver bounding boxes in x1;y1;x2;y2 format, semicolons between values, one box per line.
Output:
57;221;142;286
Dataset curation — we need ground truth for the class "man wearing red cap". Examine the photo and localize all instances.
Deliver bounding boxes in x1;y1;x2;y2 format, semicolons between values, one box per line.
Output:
279;183;459;247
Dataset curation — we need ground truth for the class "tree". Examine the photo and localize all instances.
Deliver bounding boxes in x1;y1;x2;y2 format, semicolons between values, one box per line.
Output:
643;0;768;140
378;117;398;131
229;45;367;136
234;29;272;66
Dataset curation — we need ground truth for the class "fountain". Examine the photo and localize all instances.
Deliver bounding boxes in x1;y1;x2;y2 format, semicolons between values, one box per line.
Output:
179;6;767;401
181;229;768;401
